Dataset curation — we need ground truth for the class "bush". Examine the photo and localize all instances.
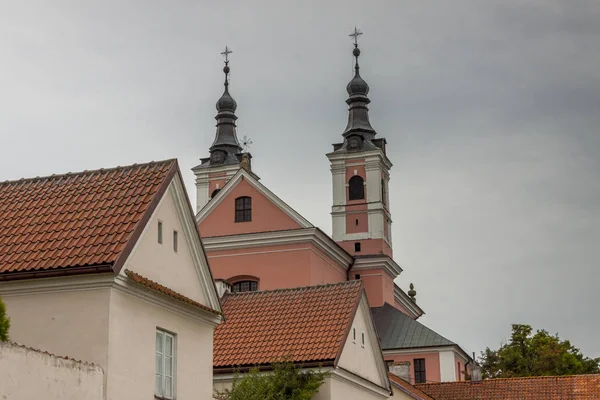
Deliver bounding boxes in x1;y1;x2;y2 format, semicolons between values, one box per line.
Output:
0;296;10;342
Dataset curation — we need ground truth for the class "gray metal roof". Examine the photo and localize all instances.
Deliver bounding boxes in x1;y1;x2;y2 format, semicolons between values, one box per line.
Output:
371;303;456;350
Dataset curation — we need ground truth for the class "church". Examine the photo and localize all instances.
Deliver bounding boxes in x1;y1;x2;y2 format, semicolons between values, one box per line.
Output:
195;30;471;385
0;29;471;400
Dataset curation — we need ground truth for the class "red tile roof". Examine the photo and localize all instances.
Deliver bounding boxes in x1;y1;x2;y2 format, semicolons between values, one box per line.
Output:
417;374;600;400
125;269;221;316
0;160;176;278
389;373;434;400
213;281;363;370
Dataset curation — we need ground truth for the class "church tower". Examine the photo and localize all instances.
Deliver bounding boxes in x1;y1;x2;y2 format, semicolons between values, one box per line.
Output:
327;29;393;258
193;47;255;213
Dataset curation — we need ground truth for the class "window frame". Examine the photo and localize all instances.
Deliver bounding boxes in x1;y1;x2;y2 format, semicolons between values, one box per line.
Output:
173;230;178;253
234;196;252;223
348;175;365;201
158;221;163;244
231;280;258;293
414;358;426;384
156;329;176;399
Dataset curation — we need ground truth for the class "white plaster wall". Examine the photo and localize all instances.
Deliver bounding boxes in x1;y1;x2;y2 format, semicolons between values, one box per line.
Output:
0;286;111;368
106;289;215;400
123;183;208;305
391;384;421;400
439;349;456;382
0;342;104;400
337;297;387;388
330;375;389;400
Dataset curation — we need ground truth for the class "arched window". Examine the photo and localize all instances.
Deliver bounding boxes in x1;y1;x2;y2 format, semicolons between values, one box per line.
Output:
348;176;364;200
231;280;258;293
235;196;252;222
211;188;221;199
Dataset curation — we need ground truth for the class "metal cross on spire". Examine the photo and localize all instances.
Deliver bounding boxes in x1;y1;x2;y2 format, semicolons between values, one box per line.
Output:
241;135;253;152
349;26;363;47
221;45;232;64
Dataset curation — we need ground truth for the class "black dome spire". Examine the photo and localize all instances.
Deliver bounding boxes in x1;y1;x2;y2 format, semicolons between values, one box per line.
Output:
342;28;376;140
208;46;242;163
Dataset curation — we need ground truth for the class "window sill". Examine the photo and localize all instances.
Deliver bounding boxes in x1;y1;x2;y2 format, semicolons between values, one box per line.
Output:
155;395;174;400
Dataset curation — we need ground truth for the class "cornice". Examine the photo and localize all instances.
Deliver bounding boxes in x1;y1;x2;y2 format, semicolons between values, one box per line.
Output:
351;256;403;278
383;345;472;363
202;228;353;269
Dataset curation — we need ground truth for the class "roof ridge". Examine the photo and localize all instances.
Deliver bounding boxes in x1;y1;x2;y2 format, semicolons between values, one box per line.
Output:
225;280;362;296
416;373;600;386
0;158;177;186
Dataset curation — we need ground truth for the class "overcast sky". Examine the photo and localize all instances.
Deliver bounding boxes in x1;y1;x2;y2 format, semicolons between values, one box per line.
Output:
2;1;599;360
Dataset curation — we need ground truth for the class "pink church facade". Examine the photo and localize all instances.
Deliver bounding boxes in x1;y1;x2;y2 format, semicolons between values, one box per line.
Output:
193;38;471;385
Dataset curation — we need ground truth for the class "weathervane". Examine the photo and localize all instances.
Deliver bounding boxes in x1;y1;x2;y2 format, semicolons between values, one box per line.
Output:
241;135;253;152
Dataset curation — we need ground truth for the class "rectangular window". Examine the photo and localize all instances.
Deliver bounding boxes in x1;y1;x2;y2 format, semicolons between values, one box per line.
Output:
414;358;426;384
173;230;178;253
158;221;163;244
235;197;252;222
458;362;461;380
361;331;365;346
354;242;361;252
354;274;361;280
353;327;356;342
156;329;175;399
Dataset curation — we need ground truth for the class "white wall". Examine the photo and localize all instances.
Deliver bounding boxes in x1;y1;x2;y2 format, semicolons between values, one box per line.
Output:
337;297;387;388
439;349;456;382
106;289;215;400
0;284;111;368
0;342;104;400
330;374;389;400
123;183;208;305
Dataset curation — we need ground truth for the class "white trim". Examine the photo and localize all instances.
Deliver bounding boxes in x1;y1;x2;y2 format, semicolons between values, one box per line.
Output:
351;256;403;278
393;283;425;319
196;168;312;228
383;345;471;364
201;227;353;268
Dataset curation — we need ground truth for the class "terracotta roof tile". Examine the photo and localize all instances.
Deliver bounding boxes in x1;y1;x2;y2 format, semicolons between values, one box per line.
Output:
417;374;600;400
213;281;362;369
125;269;221;316
389;373;434;400
0;160;176;277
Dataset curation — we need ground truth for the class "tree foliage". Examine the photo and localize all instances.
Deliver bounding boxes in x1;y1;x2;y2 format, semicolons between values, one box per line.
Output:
0;296;10;342
215;361;327;400
480;324;600;378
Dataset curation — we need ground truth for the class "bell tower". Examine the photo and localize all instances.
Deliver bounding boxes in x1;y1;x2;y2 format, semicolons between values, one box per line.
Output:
193;46;256;213
327;28;393;258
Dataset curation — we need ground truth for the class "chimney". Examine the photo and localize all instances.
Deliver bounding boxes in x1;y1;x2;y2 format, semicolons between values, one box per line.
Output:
389;361;411;383
214;279;231;298
471;352;482;383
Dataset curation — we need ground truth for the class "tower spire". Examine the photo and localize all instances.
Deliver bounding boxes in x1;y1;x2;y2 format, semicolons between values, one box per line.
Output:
209;45;242;164
342;27;376;142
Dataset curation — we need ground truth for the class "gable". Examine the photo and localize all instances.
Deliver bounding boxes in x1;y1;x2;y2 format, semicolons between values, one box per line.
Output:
199;176;306;237
337;294;390;390
119;173;220;313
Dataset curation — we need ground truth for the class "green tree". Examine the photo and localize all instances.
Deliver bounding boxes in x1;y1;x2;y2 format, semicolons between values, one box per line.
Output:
480;324;600;378
0;296;10;342
215;361;327;400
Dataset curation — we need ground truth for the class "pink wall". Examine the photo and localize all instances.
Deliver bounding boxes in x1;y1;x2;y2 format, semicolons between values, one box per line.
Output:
350;268;395;308
345;212;368;234
209;172;227;196
385;352;441;385
455;354;468;381
200;179;302;237
206;242;347;290
338;238;392;257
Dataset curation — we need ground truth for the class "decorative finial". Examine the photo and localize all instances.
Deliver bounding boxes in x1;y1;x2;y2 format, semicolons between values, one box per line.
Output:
408;283;417;301
349;26;363;70
221;45;233;86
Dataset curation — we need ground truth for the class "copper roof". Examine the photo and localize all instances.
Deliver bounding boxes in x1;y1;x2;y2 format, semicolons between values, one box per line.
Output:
125;270;221;316
417;374;600;400
213;281;363;370
0;160;176;278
